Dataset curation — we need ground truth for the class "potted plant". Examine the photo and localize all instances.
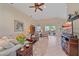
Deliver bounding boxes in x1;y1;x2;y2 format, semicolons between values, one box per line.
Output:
16;33;26;44
67;11;79;37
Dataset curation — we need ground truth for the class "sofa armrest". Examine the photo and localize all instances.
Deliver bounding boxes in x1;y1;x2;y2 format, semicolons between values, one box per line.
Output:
0;44;23;56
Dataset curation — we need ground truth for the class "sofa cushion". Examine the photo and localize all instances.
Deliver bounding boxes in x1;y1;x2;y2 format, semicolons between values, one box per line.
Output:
0;39;15;49
0;40;6;47
3;42;15;49
9;39;19;45
0;36;19;45
0;47;4;51
1;36;8;40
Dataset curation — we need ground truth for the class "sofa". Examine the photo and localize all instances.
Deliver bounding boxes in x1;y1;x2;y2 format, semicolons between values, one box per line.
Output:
0;36;23;56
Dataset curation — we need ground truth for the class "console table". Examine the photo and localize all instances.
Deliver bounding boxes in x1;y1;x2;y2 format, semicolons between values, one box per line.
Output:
61;33;78;56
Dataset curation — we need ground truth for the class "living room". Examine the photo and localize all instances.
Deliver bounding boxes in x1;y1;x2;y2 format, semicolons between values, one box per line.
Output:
0;3;79;56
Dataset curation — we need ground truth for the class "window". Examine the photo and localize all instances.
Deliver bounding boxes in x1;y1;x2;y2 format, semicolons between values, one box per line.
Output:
45;25;56;32
35;25;41;32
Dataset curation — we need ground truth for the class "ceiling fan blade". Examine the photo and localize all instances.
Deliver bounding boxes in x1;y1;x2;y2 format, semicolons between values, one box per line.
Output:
34;3;39;6
39;3;44;6
38;8;43;11
35;8;37;12
29;6;35;8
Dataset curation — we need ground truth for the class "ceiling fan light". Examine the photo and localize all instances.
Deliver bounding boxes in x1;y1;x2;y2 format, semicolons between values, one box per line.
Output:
43;5;46;8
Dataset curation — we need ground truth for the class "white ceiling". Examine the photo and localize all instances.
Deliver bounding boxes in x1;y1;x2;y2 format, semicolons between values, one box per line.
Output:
10;3;68;20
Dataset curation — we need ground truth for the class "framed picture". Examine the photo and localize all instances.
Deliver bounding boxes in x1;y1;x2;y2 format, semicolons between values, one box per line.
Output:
14;20;24;32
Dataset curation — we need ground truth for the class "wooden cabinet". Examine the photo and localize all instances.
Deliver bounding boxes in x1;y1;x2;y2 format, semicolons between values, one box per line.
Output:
69;39;78;56
61;33;78;56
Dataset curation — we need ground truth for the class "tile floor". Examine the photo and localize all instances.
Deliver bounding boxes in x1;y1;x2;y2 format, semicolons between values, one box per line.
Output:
33;35;67;56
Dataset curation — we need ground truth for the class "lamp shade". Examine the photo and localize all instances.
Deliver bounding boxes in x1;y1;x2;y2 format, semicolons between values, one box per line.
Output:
62;22;72;29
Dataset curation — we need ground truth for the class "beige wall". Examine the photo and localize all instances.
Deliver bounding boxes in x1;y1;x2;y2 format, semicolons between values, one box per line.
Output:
0;4;33;37
1;3;79;37
32;3;79;37
67;3;79;14
32;18;66;37
67;3;79;36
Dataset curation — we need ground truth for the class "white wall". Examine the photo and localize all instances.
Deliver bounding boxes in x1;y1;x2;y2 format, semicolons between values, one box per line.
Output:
0;4;33;37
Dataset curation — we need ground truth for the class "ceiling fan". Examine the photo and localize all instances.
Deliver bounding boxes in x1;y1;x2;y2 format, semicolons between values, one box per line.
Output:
29;3;45;12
